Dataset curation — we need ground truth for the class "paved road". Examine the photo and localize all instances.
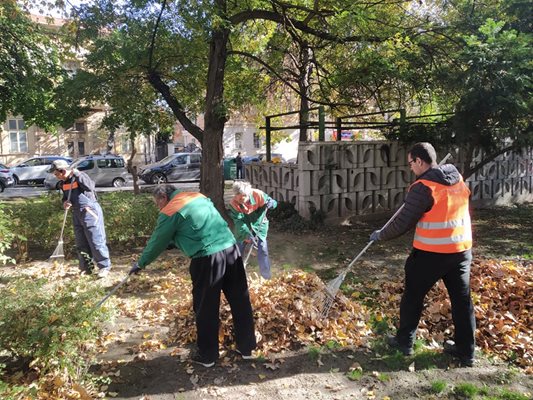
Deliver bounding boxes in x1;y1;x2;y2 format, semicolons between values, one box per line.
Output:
0;181;201;200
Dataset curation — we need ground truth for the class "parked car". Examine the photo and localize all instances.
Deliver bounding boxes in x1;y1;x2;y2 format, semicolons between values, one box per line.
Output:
10;155;73;185
0;163;15;192
44;154;130;189
139;152;201;184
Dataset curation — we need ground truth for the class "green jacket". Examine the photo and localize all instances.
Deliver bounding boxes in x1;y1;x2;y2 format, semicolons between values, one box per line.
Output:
228;189;277;242
138;192;235;268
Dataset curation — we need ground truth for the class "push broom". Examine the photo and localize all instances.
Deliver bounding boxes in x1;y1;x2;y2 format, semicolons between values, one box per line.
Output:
318;153;452;318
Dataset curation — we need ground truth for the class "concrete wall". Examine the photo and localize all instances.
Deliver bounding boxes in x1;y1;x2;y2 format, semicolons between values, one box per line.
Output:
246;141;533;224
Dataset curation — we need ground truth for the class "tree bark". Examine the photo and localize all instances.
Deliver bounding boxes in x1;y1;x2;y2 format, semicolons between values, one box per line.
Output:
202;6;230;215
127;136;140;195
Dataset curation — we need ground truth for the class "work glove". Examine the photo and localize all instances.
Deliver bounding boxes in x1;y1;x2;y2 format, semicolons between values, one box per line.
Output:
265;198;275;209
129;262;142;275
370;230;382;242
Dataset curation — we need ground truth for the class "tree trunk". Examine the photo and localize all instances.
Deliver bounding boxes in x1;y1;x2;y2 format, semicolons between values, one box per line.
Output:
202;14;229;215
127;136;140;195
298;44;312;142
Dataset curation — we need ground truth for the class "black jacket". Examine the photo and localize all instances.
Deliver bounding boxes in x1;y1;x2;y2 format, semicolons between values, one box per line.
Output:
379;164;464;241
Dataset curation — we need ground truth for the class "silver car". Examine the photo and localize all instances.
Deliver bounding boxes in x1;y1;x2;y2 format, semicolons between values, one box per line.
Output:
44;155;130;189
0;163;15;192
10;156;72;185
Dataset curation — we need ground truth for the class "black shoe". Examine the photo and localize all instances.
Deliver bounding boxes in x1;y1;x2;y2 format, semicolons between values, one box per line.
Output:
191;352;215;368
387;335;413;356
236;349;254;360
443;340;474;367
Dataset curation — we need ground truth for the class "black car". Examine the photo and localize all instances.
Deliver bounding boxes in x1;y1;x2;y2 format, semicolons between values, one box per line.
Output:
139;152;201;184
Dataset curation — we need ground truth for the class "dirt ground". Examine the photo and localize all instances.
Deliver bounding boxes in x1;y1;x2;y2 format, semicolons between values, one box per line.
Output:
3;205;533;399
93;205;531;400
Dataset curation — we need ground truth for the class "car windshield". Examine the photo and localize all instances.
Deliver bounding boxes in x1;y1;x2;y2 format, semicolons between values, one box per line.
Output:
158;154;179;164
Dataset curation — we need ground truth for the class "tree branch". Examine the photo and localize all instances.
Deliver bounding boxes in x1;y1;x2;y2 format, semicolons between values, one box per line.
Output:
146;71;204;142
148;0;167;71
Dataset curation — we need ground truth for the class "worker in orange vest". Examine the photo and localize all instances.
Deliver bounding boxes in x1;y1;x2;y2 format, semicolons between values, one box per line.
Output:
370;142;475;367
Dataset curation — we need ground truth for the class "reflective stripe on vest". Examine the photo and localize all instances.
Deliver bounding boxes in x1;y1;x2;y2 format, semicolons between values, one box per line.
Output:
412;178;472;253
62;181;79;191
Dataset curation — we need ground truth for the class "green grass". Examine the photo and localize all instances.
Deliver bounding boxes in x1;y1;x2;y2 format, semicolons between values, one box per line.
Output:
346;368;363;381
430;380;447;394
454;382;480;398
307;345;321;362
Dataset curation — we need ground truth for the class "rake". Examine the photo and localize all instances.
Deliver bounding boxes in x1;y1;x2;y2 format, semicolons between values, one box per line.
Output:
243;209;267;268
93;274;130;310
49;184;73;262
318;152;452;318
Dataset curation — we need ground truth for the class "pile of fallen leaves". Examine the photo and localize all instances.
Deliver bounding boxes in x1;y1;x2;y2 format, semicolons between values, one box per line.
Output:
376;257;532;371
160;270;372;353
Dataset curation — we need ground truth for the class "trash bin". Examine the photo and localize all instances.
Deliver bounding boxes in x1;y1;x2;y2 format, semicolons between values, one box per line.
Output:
223;158;237;180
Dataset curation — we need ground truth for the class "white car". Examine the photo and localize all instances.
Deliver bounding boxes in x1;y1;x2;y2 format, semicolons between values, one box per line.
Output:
11;156;72;185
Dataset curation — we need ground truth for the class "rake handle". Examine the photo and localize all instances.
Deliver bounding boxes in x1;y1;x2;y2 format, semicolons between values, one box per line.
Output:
93;274;130;310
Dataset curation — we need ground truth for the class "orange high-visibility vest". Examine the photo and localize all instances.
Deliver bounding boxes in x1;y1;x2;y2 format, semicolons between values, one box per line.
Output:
412;178;472;253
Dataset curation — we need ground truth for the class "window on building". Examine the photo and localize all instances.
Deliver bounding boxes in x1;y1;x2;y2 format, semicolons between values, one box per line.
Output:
235;132;243;150
121;136;131;152
67;141;75;157
8;119;27;153
253;132;261;149
74;122;86;132
78;141;85;155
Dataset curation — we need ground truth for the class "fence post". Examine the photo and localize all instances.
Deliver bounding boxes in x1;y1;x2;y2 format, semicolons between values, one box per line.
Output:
336;116;342;141
399;108;406;137
265;116;271;162
318;106;325;141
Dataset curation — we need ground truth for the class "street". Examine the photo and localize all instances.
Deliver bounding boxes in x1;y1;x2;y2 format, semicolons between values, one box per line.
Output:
0;181;201;200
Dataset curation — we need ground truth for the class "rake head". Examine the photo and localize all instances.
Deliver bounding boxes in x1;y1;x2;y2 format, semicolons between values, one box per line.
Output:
313;271;347;319
48;240;65;261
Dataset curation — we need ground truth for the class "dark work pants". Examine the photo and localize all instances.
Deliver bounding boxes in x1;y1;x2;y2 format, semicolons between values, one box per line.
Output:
72;202;111;272
189;244;256;361
396;248;476;359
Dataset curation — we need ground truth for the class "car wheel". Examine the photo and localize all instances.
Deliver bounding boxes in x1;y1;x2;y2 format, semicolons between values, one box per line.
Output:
151;173;167;184
55;181;62;190
0;181;5;193
112;178;125;187
13;175;19;186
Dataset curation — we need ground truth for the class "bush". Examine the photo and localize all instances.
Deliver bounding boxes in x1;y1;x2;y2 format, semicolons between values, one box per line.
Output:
269;201;323;232
2;192;159;258
0;203;26;265
0;277;109;376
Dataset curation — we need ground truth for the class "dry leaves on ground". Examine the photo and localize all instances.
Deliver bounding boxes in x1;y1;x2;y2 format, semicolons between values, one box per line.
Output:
376;257;532;372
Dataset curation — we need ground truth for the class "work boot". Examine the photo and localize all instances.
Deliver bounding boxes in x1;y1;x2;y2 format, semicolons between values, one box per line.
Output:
387;335;413;356
443;340;474;367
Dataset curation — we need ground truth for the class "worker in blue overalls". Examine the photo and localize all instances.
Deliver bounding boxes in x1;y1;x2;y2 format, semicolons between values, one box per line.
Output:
49;159;111;278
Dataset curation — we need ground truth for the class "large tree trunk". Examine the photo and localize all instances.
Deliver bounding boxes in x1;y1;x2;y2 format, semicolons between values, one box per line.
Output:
298;44;312;142
127;136;140;195
202;11;229;214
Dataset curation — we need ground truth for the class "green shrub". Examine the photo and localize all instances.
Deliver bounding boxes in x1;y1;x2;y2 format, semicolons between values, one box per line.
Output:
2;192;158;257
269;201;323;232
0;203;26;265
0;276;109;376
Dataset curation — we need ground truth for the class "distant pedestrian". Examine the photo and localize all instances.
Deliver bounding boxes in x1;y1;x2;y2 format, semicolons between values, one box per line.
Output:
129;186;256;367
370;142;475;367
48;159;111;278
235;152;243;179
229;181;277;279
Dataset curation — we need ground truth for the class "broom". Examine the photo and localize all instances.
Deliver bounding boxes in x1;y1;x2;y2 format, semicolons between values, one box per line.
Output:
318;153;452;318
49;182;73;261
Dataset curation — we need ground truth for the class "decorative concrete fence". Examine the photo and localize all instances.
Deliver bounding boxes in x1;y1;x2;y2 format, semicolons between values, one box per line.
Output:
246;141;533;224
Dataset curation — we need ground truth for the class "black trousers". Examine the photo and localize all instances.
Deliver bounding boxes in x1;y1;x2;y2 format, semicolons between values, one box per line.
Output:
189;244;256;361
396;248;476;359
